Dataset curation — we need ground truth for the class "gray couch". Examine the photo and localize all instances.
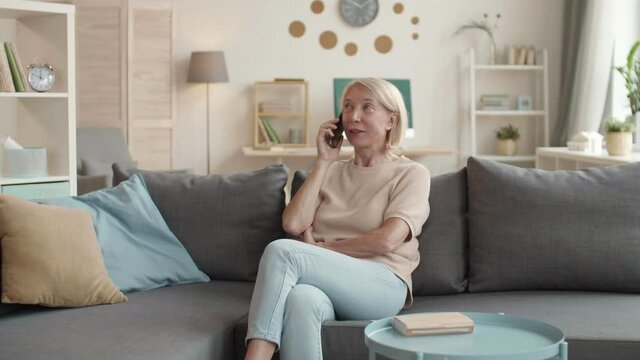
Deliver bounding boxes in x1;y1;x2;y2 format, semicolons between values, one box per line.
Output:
1;158;639;360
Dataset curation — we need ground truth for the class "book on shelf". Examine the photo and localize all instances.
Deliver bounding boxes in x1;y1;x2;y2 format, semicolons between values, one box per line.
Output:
257;118;272;146
9;43;29;92
481;105;511;111
4;42;25;92
261;118;282;144
0;43;15;92
392;312;474;337
516;47;527;65
274;78;305;82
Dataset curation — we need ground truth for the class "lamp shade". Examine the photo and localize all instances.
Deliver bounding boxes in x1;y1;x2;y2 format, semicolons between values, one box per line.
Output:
187;51;229;83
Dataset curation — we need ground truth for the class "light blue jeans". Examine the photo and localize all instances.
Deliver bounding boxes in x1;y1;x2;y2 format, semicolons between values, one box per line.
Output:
246;239;407;360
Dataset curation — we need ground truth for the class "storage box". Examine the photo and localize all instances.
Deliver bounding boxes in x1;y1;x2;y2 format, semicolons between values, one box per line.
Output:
2;148;48;177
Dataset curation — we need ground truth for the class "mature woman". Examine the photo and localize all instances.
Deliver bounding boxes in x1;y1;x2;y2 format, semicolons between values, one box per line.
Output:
245;78;430;360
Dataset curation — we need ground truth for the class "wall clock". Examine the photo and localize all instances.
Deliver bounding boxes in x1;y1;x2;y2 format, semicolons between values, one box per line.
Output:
288;1;420;56
340;0;379;27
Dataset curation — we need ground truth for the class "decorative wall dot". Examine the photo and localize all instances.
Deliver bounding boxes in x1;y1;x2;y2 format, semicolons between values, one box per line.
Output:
319;31;338;49
289;21;306;38
288;1;419;55
344;42;358;56
311;1;324;14
374;35;393;54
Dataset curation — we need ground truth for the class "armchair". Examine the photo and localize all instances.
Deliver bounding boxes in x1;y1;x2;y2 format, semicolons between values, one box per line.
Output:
76;128;136;195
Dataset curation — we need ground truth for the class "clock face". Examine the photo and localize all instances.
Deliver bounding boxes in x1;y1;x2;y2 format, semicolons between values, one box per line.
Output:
340;0;379;27
27;65;55;92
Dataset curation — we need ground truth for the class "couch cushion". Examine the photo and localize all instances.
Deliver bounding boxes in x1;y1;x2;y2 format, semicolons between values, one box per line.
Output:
39;174;210;293
467;157;640;293
0;195;126;307
113;164;289;281
0;281;254;360
291;169;468;295
412;168;468;295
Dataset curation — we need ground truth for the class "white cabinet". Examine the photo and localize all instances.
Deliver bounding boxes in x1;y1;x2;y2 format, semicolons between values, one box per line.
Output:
0;0;76;199
536;147;640;170
466;48;549;165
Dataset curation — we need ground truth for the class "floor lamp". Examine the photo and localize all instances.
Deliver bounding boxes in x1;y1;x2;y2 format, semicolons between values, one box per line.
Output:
187;51;229;174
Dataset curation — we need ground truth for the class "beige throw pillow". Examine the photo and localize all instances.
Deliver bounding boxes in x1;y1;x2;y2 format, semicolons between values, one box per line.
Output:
0;195;127;307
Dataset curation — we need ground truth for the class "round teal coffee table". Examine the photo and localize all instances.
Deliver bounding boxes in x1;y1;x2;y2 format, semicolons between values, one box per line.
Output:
364;312;568;360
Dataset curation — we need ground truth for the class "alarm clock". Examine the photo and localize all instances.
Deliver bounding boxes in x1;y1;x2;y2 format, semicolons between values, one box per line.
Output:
27;63;55;92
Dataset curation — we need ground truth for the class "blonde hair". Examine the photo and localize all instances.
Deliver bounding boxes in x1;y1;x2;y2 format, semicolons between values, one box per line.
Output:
341;78;407;148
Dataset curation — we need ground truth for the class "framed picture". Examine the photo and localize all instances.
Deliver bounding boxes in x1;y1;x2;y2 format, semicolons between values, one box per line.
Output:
517;95;532;111
333;78;413;131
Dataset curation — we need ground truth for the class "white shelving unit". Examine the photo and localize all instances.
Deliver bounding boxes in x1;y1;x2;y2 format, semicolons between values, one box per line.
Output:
467;48;549;164
0;0;76;199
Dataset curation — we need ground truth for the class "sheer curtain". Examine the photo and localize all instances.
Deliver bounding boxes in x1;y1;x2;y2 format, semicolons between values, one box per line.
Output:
553;0;616;146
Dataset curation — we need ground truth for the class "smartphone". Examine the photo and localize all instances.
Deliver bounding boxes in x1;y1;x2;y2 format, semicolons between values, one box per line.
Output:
329;112;344;148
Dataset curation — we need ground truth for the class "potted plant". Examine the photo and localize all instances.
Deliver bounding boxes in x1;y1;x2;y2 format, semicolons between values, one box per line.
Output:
454;13;501;64
496;124;520;156
615;41;640;141
604;116;635;156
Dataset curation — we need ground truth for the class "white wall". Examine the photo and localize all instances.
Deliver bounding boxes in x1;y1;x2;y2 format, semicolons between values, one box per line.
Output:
174;0;564;175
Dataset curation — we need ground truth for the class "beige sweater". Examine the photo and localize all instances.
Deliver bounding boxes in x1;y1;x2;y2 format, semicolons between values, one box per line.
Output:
311;156;430;307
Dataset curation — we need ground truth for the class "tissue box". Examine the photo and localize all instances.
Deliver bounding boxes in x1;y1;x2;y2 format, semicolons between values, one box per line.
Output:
3;148;48;177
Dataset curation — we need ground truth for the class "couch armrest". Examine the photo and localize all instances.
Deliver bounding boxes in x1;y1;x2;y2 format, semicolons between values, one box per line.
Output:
77;174;110;195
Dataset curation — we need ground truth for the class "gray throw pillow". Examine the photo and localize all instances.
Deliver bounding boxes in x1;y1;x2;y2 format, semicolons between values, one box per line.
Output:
291;169;468;295
113;163;289;281
413;168;468;295
467;157;640;293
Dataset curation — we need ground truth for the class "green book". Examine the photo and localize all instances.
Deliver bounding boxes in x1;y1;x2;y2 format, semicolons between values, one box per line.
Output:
262;119;282;144
260;119;276;143
4;42;24;92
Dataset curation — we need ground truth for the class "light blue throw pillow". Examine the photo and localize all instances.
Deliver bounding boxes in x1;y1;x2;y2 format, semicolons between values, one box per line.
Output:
39;173;210;293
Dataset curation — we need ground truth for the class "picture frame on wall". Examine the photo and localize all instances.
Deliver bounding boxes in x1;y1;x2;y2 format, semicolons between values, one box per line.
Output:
333;78;414;137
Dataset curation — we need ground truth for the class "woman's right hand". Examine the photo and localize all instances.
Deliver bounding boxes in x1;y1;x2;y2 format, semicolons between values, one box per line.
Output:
316;118;343;162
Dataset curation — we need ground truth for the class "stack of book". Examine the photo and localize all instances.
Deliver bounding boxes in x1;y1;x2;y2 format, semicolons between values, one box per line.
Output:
393;312;474;336
258;118;281;146
259;100;292;113
480;94;510;110
0;42;29;92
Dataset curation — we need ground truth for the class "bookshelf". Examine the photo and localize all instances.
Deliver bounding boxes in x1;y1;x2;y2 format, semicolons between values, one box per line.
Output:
0;0;76;199
254;80;308;148
466;48;549;165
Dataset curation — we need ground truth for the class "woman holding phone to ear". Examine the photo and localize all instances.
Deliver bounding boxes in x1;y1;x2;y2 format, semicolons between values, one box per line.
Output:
245;78;430;360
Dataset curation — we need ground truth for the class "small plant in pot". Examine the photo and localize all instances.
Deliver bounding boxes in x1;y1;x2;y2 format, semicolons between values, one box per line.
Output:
604;116;635;156
496;124;520;156
615;40;639;140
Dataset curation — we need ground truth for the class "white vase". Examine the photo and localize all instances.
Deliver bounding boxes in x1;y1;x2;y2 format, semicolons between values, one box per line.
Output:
497;139;517;156
606;132;632;156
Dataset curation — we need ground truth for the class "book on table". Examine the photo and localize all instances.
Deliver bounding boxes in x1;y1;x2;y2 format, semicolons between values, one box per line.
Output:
393;312;474;336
